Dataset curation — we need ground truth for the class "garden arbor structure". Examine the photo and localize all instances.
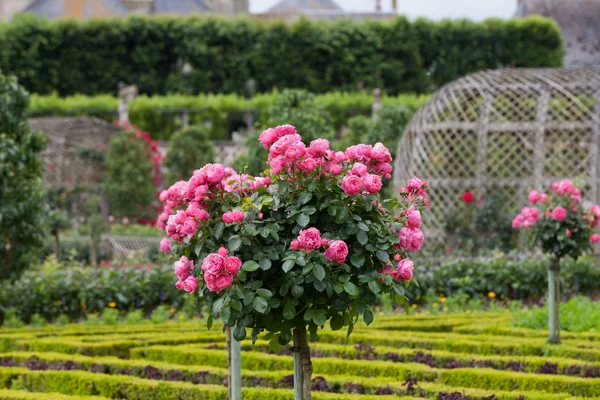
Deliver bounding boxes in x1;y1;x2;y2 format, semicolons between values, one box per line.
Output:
394;68;600;249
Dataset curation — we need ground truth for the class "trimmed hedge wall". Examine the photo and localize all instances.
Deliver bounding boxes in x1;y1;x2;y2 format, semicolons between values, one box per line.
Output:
1;15;562;97
28;92;428;140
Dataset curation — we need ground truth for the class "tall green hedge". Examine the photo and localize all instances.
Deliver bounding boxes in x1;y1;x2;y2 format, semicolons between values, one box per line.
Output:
0;14;562;96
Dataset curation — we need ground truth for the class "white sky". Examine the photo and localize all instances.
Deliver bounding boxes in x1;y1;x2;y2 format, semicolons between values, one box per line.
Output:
250;0;517;21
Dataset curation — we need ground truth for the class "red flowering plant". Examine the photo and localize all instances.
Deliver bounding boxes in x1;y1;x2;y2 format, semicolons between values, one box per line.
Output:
513;179;600;343
158;124;427;390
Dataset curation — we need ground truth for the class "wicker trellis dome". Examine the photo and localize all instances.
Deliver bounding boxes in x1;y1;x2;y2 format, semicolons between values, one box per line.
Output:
394;68;600;248
30;117;121;187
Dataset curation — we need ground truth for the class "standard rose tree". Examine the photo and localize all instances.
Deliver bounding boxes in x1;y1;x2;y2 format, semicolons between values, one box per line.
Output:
513;179;600;344
158;125;427;399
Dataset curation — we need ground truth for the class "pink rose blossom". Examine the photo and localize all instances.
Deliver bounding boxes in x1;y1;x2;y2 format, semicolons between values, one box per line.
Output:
528;190;541;204
307;139;330;157
324;240;349;264
327;163;342;175
590;234;600;243
407;207;422;229
512;214;525;228
373;162;393;179
222;212;233;224
371;143;392;163
351;163;368;176
363;174;383;194
201;253;225;275
205;164;226;184
285;147;303;161
342;174;363;195
399;227;423;252
321;238;329;246
225;256;242;275
187;202;209;220
274;124;297;138
160;238;171;254
552;206;567;221
259;128;278;148
175;280;184;290
174;256;193;280
566;229;572;237
231;210;245;222
269;157;286;175
291;240;301;251
298;158;318;173
396;259;414;281
182;276;198;294
556;179;575;195
204;272;217;292
411;229;424;251
355;144;372;159
218;247;229;257
298;228;321;252
181;217;198;239
214;273;233;293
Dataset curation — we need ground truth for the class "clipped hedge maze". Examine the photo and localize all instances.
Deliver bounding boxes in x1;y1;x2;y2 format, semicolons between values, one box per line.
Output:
1;314;600;400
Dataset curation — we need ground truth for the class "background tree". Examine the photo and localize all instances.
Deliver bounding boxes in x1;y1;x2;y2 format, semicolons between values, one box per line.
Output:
0;70;48;280
165;125;216;183
104;130;156;219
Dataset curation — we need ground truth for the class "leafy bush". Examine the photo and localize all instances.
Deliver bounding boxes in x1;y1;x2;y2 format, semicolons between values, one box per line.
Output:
100;308;120;326
165;125;216;183
444;192;518;255
0;15;562;96
410;255;600;302
125;310;145;325
150;305;171;324
104;130;157;218
0;70;48;280
0;260;187;323
513;296;600;332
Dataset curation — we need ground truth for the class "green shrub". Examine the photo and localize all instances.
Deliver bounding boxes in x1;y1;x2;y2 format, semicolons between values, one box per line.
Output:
165;125;216;182
150;305;171;325
2;310;24;329
100;308;120;326
104;130;157;218
29;314;47;328
0;265;186;323
83;314;100;326
125;310;145;325
0;15;562;96
0;70;48;280
55;315;69;326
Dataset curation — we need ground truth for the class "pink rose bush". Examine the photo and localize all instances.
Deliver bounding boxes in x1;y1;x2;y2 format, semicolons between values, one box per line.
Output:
513;179;600;259
158;124;427;345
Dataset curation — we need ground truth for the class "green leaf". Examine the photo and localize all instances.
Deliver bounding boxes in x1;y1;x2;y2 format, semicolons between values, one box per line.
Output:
330;314;344;331
221;304;231;323
228;235;242;251
313;264;326;281
350;254;365;267
259;258;272;271
357;231;368;245
297;192;312;206
296;213;310;227
376;250;390;263
242;261;260;272
206;315;213;330
212;297;225;314
269;338;282;352
233;325;246;341
301;206;316;215
243;291;255;306
283;302;296;320
363;309;374;326
282;259;295;273
256;288;273;298
333;283;344;293
214;222;224;239
291;284;304;299
357;222;369;231
346;322;354;338
312;309;326;326
368;280;380;294
343;282;359;296
252;296;268;314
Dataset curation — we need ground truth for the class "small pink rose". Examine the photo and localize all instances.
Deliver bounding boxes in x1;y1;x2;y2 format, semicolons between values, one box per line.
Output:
342;174;363;196
225;256;242;276
591;234;600;243
407;207;422;229
363;174;383;194
160;238;171;254
218;247;229;257
214;273;233;293
291;240;301;251
396;259;414;281
298;228;321;251
182;276;198;294
552;206;567;221
201;253;225;275
324;240;348;264
351;162;368;176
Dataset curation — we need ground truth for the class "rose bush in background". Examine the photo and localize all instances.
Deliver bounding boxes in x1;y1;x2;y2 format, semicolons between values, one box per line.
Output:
513;179;600;343
158;124;427;396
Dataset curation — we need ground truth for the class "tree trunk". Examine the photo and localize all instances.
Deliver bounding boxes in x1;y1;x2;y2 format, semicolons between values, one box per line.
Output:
548;257;561;344
53;231;61;260
293;328;312;400
90;239;97;267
